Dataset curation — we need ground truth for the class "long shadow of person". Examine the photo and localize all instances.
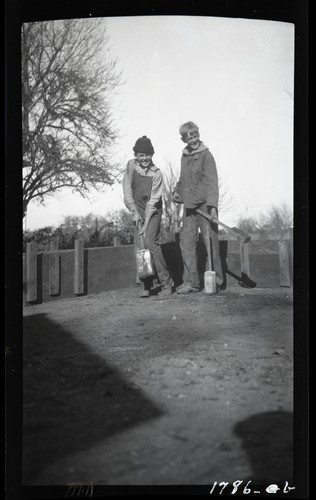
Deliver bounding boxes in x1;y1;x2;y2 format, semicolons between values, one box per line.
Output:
233;410;293;485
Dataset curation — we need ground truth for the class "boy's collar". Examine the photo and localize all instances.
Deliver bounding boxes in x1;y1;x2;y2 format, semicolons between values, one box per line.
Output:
134;158;156;171
182;141;208;155
187;142;200;153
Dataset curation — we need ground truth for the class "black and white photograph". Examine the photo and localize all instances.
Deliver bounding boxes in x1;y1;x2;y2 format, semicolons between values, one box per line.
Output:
5;0;308;497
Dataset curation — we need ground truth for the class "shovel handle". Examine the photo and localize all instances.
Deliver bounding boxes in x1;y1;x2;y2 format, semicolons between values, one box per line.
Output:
196;209;251;244
137;221;146;249
204;221;213;271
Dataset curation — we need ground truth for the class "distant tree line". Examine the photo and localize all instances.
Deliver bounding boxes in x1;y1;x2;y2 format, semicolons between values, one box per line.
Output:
236;203;293;239
23;202;293;252
23;210;134;252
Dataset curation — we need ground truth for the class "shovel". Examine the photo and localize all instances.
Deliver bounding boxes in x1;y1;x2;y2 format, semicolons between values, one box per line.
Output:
197;209;251;244
136;222;155;280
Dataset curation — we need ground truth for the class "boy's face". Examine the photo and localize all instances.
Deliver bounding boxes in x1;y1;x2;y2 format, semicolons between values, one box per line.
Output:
183;129;200;150
135;152;153;169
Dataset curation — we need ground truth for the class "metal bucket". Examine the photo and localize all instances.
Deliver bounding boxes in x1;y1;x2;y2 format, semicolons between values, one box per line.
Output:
136;248;155;280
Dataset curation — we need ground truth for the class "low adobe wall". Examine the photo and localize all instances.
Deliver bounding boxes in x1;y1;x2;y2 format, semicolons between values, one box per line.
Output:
23;235;292;305
23;245;137;305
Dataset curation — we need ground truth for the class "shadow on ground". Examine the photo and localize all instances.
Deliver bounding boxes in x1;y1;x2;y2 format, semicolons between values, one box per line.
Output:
233;410;293;484
161;237;256;290
23;313;163;483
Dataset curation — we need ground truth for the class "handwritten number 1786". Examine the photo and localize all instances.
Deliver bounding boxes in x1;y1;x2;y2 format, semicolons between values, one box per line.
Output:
209;480;295;495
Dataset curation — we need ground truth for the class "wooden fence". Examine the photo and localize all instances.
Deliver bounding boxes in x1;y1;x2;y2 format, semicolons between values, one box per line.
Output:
23;231;293;305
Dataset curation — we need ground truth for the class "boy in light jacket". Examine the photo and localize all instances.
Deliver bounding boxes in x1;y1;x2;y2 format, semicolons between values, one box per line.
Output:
172;121;223;293
123;136;173;298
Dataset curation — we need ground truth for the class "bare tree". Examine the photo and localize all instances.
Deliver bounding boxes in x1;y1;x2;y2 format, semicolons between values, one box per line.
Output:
217;171;234;215
22;18;122;217
161;161;183;236
235;215;260;234
236;203;293;237
258;203;293;233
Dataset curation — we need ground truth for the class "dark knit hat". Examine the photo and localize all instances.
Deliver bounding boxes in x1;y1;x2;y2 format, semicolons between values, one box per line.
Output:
133;136;155;154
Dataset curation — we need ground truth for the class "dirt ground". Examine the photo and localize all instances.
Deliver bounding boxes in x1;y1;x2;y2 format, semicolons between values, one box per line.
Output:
22;285;294;490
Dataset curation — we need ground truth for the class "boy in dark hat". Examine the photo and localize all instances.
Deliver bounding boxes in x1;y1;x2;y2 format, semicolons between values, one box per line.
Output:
123;136;173;298
172;122;223;294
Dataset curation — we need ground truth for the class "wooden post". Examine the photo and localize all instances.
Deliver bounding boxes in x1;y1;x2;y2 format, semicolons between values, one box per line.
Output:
279;240;291;287
113;236;120;246
240;242;250;277
49;240;60;295
26;242;37;302
288;227;293;285
74;239;84;295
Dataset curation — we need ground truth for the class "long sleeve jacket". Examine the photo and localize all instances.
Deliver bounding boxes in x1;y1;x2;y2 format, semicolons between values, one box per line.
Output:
122;159;163;220
174;142;219;209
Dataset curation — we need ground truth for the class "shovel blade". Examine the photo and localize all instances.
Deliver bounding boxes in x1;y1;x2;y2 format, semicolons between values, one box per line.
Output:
231;227;251;244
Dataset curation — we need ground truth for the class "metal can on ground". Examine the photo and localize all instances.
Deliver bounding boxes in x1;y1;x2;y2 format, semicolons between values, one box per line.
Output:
204;270;217;295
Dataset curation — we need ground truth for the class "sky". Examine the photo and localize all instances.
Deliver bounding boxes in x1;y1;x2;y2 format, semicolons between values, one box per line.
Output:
25;15;294;231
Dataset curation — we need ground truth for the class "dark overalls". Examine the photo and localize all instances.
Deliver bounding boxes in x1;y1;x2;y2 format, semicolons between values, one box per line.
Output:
132;170;171;291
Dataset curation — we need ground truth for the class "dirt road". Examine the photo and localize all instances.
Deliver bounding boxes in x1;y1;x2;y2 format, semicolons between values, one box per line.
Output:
22;286;293;489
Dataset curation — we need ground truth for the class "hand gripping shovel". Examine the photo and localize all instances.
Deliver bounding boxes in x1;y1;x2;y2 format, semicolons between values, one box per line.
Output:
136;222;155;280
196;209;251;244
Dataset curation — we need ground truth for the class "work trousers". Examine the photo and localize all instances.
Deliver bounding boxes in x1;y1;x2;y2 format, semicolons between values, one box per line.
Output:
180;204;223;289
134;210;171;290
